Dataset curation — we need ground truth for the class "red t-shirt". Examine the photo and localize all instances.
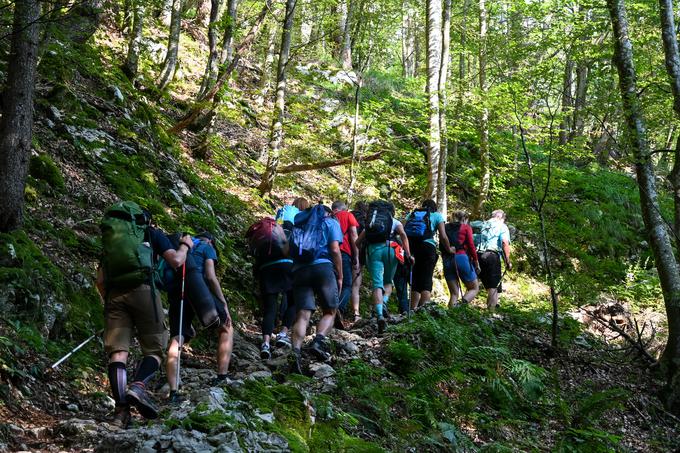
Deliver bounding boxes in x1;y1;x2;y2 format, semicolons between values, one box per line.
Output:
335;211;359;256
456;223;479;264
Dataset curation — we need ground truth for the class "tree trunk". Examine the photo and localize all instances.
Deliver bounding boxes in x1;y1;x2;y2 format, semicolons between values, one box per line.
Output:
195;0;211;26
220;0;238;65
559;58;574;146
451;0;472;175
197;0;223;98
348;79;362;203
570;62;589;141
158;0;184;90
159;0;173;25
0;0;41;232
260;21;278;92
401;2;416;77
425;0;442;201
123;0;145;80
280;150;382;174
436;0;451;216
610;0;680;413
258;0;298;195
473;0;489;217
340;0;354;70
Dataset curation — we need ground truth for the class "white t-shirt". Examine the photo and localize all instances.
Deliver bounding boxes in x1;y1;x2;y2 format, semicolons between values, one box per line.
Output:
391;218;402;235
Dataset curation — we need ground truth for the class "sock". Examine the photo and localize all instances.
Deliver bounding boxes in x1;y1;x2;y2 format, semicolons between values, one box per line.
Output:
132;356;159;386
108;362;127;406
383;294;389;304
376;303;384;318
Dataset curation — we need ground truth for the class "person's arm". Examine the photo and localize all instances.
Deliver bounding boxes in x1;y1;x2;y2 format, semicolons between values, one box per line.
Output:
204;259;231;327
437;221;454;254
465;226;479;265
356;230;365;248
330;241;343;291
349;225;359;269
162;234;194;269
502;239;512;270
396;223;414;264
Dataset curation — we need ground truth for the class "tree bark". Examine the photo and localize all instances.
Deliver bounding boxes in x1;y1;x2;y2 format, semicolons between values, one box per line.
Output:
0;0;41;232
559;58;574;146
260;20;278;92
123;0;145;80
158;0;184;90
197;0;224;98
220;0;238;66
340;0;354;70
280;151;382;174
436;0;451;217
348;78;363;203
425;0;442;202
570;62;589;141
195;0;211;26
610;0;680;413
169;0;270;135
473;0;490;217
451;0;471;175
258;0;298;195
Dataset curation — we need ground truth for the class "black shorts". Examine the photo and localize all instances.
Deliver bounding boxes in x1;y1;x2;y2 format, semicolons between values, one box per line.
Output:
293;263;339;312
258;261;293;295
411;241;438;293
479;251;502;289
168;293;228;340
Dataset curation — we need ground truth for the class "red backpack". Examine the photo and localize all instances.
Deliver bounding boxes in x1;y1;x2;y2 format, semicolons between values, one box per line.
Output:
245;217;289;261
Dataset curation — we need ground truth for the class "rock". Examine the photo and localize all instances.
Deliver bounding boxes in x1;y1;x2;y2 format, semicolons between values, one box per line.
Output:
64;125;115;145
66;403;79;412
8;424;24;436
238;430;288;452
309;363;335;379
246;370;273;381
110;86;124;103
57;418;98;437
48;106;63;122
338;341;359;355
208;432;241;451
254;410;275;424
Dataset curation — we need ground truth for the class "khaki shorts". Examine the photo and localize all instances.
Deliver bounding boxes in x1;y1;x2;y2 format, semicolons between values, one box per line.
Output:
104;284;168;360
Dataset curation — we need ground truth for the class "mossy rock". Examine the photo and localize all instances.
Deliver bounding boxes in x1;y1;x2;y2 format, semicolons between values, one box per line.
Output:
29;154;65;190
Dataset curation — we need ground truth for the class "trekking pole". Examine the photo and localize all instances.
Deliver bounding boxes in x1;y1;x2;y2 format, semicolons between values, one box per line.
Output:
50;329;104;370
407;263;413;321
176;263;187;388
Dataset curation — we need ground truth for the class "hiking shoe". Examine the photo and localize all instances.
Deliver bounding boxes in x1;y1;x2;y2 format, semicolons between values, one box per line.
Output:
110;405;131;429
334;311;346;330
126;382;158;420
168;390;183;406
351;313;362;323
377;317;387;335
261;343;272;360
209;374;230;386
309;339;330;362
275;332;291;348
289;349;303;374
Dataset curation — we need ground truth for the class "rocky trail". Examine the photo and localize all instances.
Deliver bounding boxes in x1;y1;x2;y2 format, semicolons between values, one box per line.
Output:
4;307;409;452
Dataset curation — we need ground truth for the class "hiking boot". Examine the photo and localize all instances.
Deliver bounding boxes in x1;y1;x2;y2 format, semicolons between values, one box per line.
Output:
168;390;183;406
289;349;303;374
377;316;387;335
126;382;158;420
110;405;131;429
260;343;272;360
351;313;362;323
209;374;230;386
334;311;346;330
275;332;291;348
309;339;330;362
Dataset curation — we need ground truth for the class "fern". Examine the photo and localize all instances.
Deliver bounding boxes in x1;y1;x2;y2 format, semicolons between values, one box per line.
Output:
504;359;547;400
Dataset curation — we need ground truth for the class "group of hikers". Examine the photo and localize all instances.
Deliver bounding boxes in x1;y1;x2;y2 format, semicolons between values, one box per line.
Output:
95;198;511;428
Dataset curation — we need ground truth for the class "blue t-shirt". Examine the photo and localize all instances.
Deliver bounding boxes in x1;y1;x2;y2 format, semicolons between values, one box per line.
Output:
276;205;300;224
191;240;218;277
406;211;445;247
293;216;343;270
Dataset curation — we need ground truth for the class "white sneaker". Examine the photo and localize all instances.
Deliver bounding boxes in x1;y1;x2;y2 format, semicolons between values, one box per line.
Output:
275;332;291;348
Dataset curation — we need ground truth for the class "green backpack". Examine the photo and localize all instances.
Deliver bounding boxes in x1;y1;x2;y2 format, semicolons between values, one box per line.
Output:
100;201;153;290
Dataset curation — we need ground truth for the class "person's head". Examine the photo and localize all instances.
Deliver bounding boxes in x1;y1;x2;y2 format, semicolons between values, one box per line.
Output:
196;231;214;244
331;200;347;213
292;197;310;210
376;200;395;216
422;199;437;211
490;209;506;222
354;201;368;214
452;210;469;224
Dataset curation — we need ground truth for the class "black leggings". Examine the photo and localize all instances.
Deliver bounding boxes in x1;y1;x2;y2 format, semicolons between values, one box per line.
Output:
262;291;295;336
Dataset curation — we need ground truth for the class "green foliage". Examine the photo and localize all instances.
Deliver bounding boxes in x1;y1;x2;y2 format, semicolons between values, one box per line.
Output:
29;154;65;191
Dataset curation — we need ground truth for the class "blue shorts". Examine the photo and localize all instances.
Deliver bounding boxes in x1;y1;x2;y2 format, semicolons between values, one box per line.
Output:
443;254;477;283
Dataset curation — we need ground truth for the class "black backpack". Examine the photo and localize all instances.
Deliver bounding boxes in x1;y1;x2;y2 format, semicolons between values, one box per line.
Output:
351;209;367;236
441;222;464;255
365;201;394;243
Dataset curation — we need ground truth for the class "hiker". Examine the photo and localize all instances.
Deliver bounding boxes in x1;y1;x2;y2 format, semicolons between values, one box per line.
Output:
349;201;369;321
245;215;296;361
96;202;193;428
289;203;343;373
166;232;233;403
358;200;413;334
404;199;453;309
276;197;310;237
331;200;359;328
442;210;480;307
477;209;512;310
392;233;412;315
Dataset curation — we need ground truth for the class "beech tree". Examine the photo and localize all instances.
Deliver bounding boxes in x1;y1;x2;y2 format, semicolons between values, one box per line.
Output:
197;0;224;98
158;0;184;90
425;0;442;203
473;0;489;217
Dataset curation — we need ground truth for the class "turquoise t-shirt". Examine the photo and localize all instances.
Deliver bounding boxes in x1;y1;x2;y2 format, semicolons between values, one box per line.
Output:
406;211;445;247
478;219;511;252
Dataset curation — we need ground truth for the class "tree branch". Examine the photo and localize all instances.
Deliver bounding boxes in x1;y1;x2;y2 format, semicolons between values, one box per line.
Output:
278;150;383;174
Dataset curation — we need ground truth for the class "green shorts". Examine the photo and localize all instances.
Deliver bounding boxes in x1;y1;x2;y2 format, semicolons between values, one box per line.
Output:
104;284;168;360
366;243;398;290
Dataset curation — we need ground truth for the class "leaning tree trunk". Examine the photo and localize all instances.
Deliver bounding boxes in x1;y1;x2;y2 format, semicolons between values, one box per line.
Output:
158;0;184;90
436;0;451;216
473;0;489;217
123;0;145;80
0;0;41;232
258;0;297;195
197;0;223;98
340;0;354;70
220;0;238;66
610;0;680;414
425;0;442;201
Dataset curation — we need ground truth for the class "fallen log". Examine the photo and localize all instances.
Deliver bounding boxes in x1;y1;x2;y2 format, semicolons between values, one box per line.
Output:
278;151;384;174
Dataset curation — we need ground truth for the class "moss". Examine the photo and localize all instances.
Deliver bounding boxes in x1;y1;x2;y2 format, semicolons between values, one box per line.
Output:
29;154;65;191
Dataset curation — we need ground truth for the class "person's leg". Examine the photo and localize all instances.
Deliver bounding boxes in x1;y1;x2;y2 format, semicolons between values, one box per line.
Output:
410;289;421;309
216;323;233;376
446;279;460;307
487;288;499;310
338;252;353;313
367;245;387;318
104;294;133;414
166;337;180;391
261;293;278;346
418;245;438;305
317;308;336;336
280;290;296;334
292;309;312;350
463;279;480;303
351;267;363;318
310;264;340;359
291;267;316;351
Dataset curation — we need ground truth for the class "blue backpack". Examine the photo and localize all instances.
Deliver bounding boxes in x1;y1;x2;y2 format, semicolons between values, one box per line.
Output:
290;205;328;263
404;208;433;241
